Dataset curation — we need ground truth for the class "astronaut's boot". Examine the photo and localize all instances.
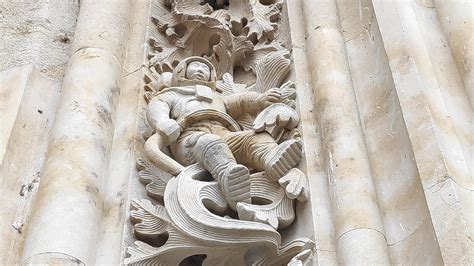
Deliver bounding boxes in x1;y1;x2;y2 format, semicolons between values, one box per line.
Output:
263;139;303;180
217;164;251;211
200;137;251;210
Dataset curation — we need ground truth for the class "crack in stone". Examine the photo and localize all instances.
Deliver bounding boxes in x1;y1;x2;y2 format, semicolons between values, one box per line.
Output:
387;217;429;246
336;227;388;243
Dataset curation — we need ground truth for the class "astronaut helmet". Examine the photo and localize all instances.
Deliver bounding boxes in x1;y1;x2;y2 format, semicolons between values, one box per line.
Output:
171;56;217;89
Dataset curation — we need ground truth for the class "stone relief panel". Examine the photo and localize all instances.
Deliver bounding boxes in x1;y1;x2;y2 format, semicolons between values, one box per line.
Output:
125;0;313;264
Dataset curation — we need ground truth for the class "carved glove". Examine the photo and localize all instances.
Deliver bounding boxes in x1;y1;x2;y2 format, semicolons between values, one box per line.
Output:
256;88;282;109
253;103;300;133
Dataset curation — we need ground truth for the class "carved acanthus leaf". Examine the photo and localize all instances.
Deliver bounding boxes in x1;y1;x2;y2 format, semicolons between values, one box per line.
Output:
147;0;259;79
254;103;300;140
130;199;170;238
146;0;290;82
254;49;291;93
149;19;225;72
237;172;295;229
126;165;314;265
244;0;283;42
216;73;247;95
137;158;172;201
279;168;310;202
126;241;160;265
239;41;285;74
227;0;283;42
172;1;214;17
147;1;221;71
209;34;254;78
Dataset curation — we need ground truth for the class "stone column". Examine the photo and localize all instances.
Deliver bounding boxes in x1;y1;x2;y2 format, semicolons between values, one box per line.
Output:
372;0;473;263
20;0;131;264
285;1;338;264
94;0;150;263
301;0;391;264
432;0;474;108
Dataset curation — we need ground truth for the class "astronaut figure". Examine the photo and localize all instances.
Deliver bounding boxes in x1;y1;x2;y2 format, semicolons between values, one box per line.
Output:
146;57;302;210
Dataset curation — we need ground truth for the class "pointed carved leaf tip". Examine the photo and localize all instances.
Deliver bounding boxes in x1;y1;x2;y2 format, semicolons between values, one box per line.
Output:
137;158;172;199
211;33;254;78
236;172;295;229
125;241;159;265
253;103;300;134
278;168;309;202
130;199;170;238
244;0;283;42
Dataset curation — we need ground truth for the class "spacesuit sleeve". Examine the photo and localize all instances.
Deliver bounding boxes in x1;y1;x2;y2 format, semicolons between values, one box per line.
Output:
224;91;264;118
146;92;177;132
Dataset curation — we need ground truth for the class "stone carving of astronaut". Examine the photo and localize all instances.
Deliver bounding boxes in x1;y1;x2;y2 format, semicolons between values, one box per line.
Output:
145;56;302;210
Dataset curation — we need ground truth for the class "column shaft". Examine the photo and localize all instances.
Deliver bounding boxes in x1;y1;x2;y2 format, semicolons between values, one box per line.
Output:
301;0;391;264
286;1;338;264
433;0;474;108
21;0;131;264
372;0;473;263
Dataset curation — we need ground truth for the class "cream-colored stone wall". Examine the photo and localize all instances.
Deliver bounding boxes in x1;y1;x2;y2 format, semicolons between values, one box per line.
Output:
0;0;472;265
0;0;79;79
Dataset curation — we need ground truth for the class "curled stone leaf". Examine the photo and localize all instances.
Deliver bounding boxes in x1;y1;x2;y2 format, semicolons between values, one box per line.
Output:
278;168;309;202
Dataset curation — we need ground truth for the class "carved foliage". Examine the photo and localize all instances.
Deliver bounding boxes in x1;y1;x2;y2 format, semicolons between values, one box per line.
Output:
146;0;287;80
237;172;295;229
127;0;315;264
127;165;312;265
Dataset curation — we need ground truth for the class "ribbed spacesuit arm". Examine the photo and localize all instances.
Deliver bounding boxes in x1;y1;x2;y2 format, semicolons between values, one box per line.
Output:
224;91;263;118
146;92;176;131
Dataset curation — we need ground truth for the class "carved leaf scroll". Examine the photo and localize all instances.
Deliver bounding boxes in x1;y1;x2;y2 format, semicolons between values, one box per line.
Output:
237;172;295;229
145;0;288;82
210;34;254;78
216;72;247;95
227;0;284;43
253;49;291;93
244;0;282;42
130;199;170;238
126;165;314;265
279;168;310;202
137;158;172;201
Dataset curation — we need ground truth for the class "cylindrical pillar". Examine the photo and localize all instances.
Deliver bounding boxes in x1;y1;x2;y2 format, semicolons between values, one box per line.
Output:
301;0;391;264
21;0;131;264
433;0;474;108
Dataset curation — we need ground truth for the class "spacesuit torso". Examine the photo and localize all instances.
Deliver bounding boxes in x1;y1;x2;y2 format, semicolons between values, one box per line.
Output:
164;86;227;121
